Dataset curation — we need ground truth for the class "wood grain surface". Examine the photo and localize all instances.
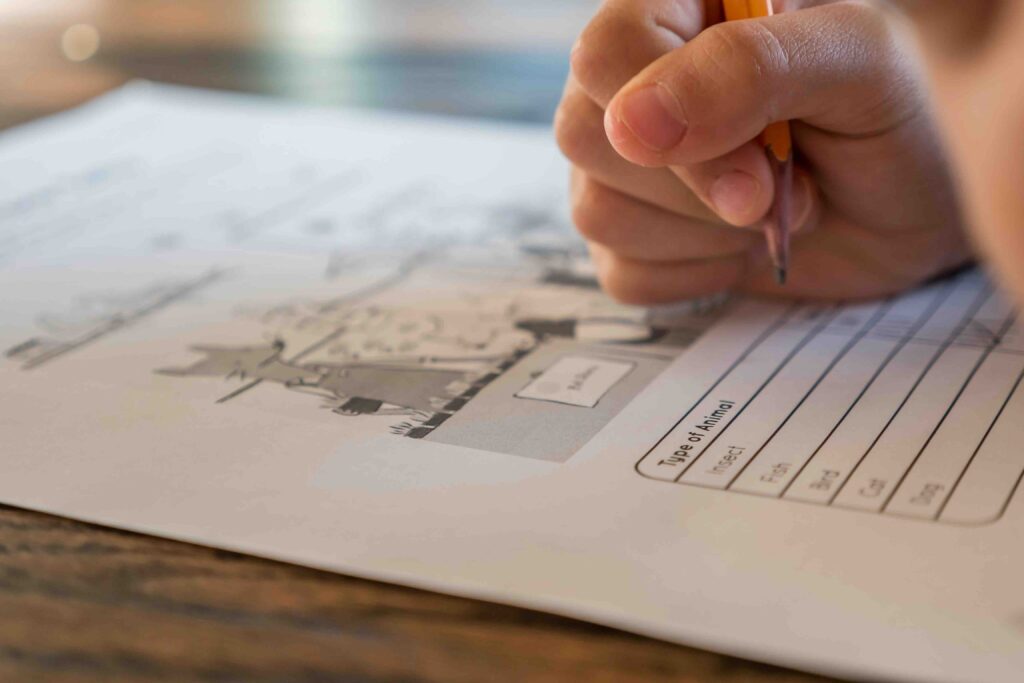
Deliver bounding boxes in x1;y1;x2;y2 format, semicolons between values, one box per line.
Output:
0;2;847;681
0;505;841;683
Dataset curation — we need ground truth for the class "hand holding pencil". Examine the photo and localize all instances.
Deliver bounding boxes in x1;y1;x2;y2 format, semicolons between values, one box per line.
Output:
557;0;972;302
721;0;793;286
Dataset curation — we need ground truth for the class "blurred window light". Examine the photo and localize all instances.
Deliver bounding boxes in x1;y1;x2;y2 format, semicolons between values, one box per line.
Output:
259;0;369;54
257;0;597;54
0;0;101;20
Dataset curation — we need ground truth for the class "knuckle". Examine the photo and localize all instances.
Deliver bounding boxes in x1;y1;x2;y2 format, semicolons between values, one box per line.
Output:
554;93;602;167
588;249;652;306
724;21;790;81
839;0;885;33
571;180;617;245
696;21;790;113
569;35;606;98
569;6;626;97
680;20;794;127
839;2;926;124
600;266;655;306
573;37;602;96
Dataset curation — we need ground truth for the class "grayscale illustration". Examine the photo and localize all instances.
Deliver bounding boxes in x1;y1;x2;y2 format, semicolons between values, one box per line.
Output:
158;253;725;462
159;340;471;419
4;269;227;370
5;184;725;462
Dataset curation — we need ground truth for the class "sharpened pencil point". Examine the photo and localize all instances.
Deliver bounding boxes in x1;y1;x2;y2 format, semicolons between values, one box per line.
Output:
775;266;788;286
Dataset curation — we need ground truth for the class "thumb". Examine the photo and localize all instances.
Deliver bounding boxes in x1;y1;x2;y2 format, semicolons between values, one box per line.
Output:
604;1;922;167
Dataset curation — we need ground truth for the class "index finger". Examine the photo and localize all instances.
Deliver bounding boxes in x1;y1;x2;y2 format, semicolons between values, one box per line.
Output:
570;0;712;109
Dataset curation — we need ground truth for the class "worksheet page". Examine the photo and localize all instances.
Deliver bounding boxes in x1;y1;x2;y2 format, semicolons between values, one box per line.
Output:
1;85;1022;683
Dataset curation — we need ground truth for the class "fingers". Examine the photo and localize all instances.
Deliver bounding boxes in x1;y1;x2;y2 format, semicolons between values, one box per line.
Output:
570;171;758;261
672;141;776;225
562;0;777;228
589;242;748;304
681;153;821;229
571;170;760;305
570;0;709;108
605;1;924;167
568;0;832;108
555;78;719;221
575;168;824;305
742;212;970;301
558;80;820;230
559;77;787;226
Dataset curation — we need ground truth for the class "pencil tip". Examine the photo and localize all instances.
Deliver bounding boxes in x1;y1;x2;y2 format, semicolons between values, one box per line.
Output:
775;266;788;286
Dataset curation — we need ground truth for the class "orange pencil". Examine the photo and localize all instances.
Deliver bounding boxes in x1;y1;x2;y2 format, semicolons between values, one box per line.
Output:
721;0;793;285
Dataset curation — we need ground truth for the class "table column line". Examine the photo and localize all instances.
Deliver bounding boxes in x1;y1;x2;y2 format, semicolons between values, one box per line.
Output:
880;312;1018;514
778;281;956;499
828;282;993;505
935;360;1024;520
672;307;839;483
723;301;893;491
994;449;1024;522
633;303;799;478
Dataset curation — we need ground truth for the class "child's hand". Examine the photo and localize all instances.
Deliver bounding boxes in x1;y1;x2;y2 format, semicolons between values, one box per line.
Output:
555;0;973;303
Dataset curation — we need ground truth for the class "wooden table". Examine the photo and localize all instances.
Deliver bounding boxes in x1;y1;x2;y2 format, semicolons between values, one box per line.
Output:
0;2;843;680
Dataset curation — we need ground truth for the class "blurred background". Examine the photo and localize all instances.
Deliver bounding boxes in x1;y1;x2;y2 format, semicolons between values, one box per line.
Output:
0;0;599;130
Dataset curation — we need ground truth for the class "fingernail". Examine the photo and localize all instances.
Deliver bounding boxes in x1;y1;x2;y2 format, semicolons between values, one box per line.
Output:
709;171;761;224
614;84;687;152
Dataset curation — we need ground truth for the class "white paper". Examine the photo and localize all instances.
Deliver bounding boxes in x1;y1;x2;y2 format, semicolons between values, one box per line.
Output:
515;355;635;407
2;85;1023;683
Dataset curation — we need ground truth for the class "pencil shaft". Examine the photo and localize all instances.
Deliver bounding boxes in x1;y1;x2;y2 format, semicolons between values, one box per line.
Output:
722;0;792;284
767;149;792;284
